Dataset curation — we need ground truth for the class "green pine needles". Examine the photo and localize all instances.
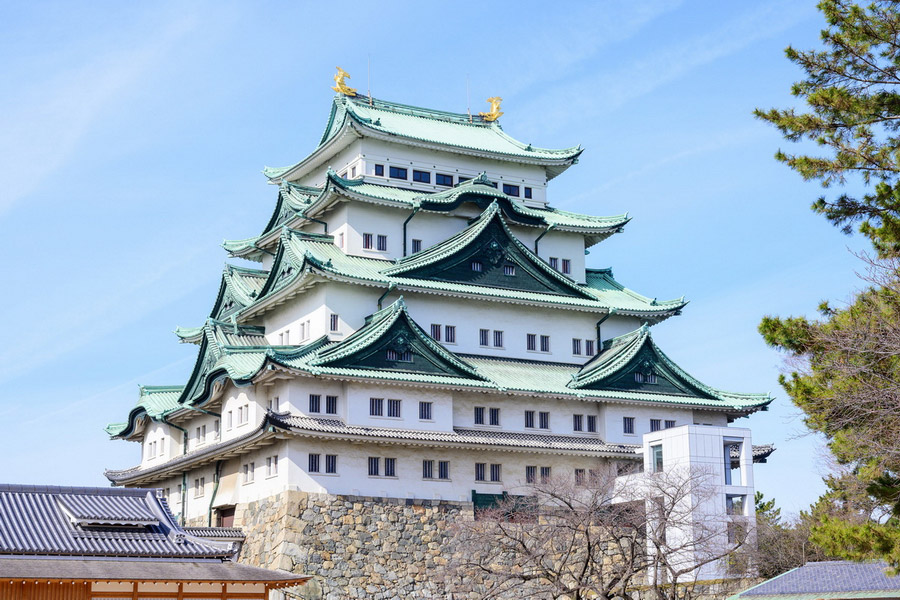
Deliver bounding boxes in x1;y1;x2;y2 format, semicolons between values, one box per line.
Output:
755;0;900;255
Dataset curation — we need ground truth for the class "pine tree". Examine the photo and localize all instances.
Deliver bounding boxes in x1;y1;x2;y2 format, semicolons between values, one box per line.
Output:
758;0;900;566
754;0;900;255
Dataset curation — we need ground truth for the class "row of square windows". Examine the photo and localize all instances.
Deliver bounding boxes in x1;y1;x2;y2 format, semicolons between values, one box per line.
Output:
313;454;596;486
187;455;279;497
372;164;534;199
474;329;596;355
623;416;677;435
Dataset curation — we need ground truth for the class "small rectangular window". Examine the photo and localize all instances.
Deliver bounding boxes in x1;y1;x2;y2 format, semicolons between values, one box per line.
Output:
540;335;550;352
526;465;536;484
412;239;422;253
573;414;584;432
267;397;279;411
549;257;559;270
475;462;486;482
479;329;490;346
338;232;345;248
194;477;205;498
489;407;500;426
436;173;453;186
524;187;533;199
651;444;664;473
586;340;595;356
326;395;338;415
502;184;520;197
572;338;582;355
243;462;255;483
457;176;471;183
445;325;456;343
374;164;384;176
309;394;321;413
525;410;535;428
527;333;537;351
665;419;676;429
474;406;485;425
419;401;433;420
438;460;450;480
650;419;661;432
503;264;515;276
624;416;635;435
363;233;373;249
370;397;384;417
540;466;551;484
493;330;504;348
308;453;320;473
587;415;597;433
226;410;233;429
412;170;431;183
377;234;388;252
422;459;434;479
575;468;586;486
539;411;550;429
387;398;402;418
562;259;571;274
368;457;380;477
266;455;278;477
471;260;483;272
385;457;396;477
350;165;357;178
389;166;407;179
325;454;337;474
330;314;339;332
430;324;441;341
490;464;502;482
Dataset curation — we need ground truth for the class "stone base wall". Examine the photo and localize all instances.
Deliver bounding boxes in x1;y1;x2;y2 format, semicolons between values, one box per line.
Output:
232;490;473;599
197;491;756;600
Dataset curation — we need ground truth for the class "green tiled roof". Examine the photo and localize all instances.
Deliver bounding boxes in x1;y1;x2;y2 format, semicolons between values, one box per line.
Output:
582;269;685;313
568;325;772;407
246;226;684;318
110;308;770;438
105;385;185;438
384;200;594;298
309;298;487;380
263;95;582;183
223;172;627;260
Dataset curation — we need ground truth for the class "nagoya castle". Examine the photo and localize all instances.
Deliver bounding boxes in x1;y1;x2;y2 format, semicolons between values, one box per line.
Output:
105;70;774;597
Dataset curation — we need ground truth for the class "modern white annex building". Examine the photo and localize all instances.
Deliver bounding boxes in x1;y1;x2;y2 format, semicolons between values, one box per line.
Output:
105;81;774;549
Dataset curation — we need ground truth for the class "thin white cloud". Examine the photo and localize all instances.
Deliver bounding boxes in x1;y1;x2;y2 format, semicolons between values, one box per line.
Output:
496;0;684;96
0;14;198;216
516;2;815;137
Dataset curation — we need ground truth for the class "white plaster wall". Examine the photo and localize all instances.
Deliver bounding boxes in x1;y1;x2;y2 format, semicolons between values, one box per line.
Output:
452;392;606;434
261;287;327;345
378;290;599;363
296;140;363;188
691;410;729;427
219;384;262;443
345;383;453;432
600;403;695;445
509;226;588;284
344;201;410;260
599;314;645;341
356;138;549;204
282;438;611;502
404;211;471;257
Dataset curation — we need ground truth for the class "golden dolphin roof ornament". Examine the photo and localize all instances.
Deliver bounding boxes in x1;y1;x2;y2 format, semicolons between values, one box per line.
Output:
479;96;503;122
331;67;357;97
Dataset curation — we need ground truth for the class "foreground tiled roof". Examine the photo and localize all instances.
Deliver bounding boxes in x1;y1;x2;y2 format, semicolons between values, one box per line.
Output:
0;484;232;559
729;561;900;600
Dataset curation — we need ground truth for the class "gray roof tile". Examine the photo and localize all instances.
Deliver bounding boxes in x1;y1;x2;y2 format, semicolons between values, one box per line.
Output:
0;484;232;559
738;561;900;596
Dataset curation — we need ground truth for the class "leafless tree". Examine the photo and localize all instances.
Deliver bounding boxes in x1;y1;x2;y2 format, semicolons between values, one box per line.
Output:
441;466;752;600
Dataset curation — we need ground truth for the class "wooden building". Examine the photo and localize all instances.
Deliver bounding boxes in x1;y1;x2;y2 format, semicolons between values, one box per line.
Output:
0;484;308;599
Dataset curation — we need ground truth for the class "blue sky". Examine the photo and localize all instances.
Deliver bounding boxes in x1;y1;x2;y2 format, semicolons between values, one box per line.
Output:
0;1;870;515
